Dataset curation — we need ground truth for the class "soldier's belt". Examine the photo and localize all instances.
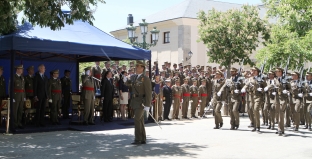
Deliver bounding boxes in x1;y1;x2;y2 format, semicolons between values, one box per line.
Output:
183;93;190;97
94;74;101;79
83;87;94;91
132;94;145;98
14;89;24;93
191;94;198;97
52;90;62;93
25;89;33;93
201;93;208;97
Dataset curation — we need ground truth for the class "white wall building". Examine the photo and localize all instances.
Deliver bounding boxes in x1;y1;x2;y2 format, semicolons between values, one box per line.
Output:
111;0;266;69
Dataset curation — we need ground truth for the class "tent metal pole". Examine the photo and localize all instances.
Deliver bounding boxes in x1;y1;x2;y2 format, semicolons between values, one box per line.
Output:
9;50;15;132
149;60;151;79
76;61;79;92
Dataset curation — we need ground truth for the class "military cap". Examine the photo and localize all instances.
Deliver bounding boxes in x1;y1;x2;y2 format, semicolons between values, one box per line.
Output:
15;65;23;69
306;72;312;76
165;79;171;83
0;66;3;70
173;63;177;66
251;67;260;72
136;60;146;67
192;79;198;82
84;66;91;71
215;70;223;75
179;63;182;66
27;66;34;71
169;72;173;75
165;61;168;64
230;67;238;72
168;62;171;64
187;64;191;66
52;69;59;74
201;79;206;82
154;61;158;64
275;67;284;72
162;64;165;67
268;70;275;74
64;69;71;73
175;71;179;74
175;78;180;82
291;71;300;76
183;78;189;81
196;65;200;69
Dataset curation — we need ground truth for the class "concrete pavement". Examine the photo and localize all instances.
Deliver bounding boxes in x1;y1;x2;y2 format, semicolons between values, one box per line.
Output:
0;115;311;159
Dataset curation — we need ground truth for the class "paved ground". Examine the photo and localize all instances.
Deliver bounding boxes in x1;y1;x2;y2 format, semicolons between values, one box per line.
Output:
0;115;311;159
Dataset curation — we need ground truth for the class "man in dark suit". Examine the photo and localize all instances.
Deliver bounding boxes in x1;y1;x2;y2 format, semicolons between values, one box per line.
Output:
33;64;49;127
101;70;114;122
163;79;172;120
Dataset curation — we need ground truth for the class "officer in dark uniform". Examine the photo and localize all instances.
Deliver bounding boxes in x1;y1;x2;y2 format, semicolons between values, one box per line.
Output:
61;70;72;119
12;65;26;129
163;79;172;120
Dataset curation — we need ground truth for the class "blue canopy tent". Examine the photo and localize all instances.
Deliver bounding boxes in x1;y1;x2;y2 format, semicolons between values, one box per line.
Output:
0;19;151;131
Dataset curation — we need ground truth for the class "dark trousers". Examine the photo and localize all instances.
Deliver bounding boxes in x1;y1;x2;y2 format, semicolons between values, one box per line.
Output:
163;101;172;119
36;98;46;124
102;98;113;121
62;93;71;118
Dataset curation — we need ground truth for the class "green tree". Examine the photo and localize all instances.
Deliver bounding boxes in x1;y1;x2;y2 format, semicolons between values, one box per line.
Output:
0;0;105;35
197;5;269;77
256;0;312;70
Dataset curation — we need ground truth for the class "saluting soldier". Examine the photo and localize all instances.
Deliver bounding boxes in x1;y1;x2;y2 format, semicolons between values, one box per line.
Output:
263;70;278;130
0;66;6;110
274;67;291;136
213;70;225;129
190;79;199;118
81;67;96;125
48;70;62;125
199;79;208;118
219;67;244;130
181;78;191;119
304;71;312;131
289;71;304;131
61;70;72;119
126;61;152;145
171;79;182;120
11;65;25;129
241;67;267;132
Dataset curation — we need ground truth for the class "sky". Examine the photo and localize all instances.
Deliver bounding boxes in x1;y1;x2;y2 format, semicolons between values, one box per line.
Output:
93;0;263;34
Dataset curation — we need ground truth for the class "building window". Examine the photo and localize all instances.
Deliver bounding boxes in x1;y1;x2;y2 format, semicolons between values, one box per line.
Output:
164;32;170;43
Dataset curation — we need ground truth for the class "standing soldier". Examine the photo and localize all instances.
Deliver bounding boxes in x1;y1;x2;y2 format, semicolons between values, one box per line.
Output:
81;67;95;125
178;66;185;84
163;79;172;120
263;70;278;130
244;72;255;127
0;66;5;108
205;70;213;106
190;79;199;118
218;67;244;130
213;70;225;129
304;71;312;131
102;61;111;79
61;70;72;119
289;71;304;131
153;74;163;121
181;78;191;119
92;61;102;80
48;70;62;125
12;65;25;129
199;79;208;118
241;67;267;132
126;61;152;145
274;67;291;135
25;66;34;99
172;71;180;85
171;79;182;120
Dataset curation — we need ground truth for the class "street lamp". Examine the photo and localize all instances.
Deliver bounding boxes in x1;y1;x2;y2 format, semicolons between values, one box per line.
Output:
126;15;160;50
186;51;193;61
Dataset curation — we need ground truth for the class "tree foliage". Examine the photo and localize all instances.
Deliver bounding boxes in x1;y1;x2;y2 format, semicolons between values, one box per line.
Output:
197;5;269;75
256;0;312;70
0;0;105;35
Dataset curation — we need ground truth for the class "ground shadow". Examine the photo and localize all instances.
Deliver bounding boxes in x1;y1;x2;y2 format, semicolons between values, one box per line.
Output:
0;132;207;159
